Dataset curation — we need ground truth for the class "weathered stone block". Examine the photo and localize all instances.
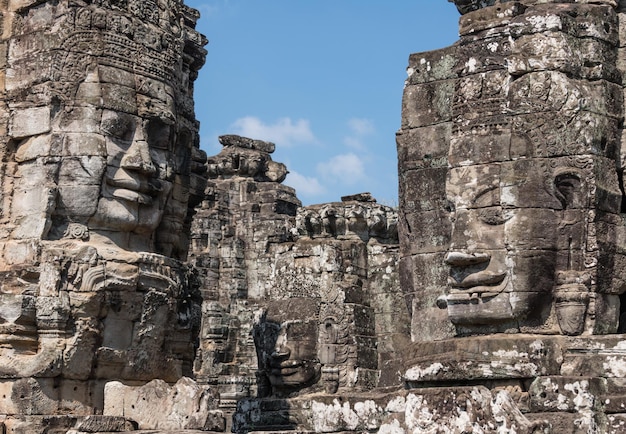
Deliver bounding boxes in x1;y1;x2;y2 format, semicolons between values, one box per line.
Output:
399;209;451;255
101;83;137;114
455;33;511;75
9;107;50;138
401;81;454;129
396;123;450;172
459;2;525;35
510;4;618;45
55;185;101;217
405;336;564;383
59;157;106;185
62;133;106;157
398;167;447;213
449;128;510;166
14;134;52;162
528;376;606;413
561;336;626;377
406;46;458;86
97;65;135;88
103;378;221;430
57;106;101;134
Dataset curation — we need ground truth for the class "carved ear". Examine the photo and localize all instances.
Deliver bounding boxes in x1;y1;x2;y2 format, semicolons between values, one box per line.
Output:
554;172;583;209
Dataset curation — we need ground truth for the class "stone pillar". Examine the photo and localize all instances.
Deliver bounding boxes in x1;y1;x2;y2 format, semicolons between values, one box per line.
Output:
400;0;625;340
0;1;209;431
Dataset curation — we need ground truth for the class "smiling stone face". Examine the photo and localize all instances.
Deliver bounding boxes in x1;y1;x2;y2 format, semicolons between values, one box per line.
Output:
402;1;626;337
253;298;321;397
89;99;176;239
441;161;564;329
0;0;207;414
4;2;207;259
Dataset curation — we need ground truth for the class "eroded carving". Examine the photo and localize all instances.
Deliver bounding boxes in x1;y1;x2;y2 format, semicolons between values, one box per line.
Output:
0;0;208;422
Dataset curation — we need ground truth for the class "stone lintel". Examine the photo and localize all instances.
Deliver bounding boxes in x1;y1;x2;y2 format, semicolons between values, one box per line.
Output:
404;334;626;384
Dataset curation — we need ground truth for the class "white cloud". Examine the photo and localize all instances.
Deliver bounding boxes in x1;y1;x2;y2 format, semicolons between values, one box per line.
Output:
343;118;375;150
316;153;365;185
343;136;366;151
284;171;325;197
348;118;375;136
230;116;317;147
191;3;220;17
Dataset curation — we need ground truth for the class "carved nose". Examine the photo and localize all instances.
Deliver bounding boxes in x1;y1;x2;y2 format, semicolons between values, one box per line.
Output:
120;139;156;175
272;344;290;359
271;331;290;359
444;251;490;266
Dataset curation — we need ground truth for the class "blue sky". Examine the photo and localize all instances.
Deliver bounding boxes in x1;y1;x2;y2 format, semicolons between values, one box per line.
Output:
185;1;460;205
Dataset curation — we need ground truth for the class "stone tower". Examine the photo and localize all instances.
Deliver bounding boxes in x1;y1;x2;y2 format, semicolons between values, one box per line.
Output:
397;0;626;432
0;0;208;431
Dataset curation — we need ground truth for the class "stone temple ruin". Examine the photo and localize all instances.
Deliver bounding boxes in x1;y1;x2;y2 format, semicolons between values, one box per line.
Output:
5;0;626;432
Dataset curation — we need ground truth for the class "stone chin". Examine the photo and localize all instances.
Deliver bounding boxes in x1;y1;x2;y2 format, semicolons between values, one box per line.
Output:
89;180;172;235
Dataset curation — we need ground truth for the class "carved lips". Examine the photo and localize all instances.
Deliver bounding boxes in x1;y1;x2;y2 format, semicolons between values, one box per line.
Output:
444;251;508;300
105;171;163;205
267;358;320;387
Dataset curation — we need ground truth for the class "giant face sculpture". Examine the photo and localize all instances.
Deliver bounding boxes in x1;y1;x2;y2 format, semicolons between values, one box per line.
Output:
427;0;625;336
58;71;186;254
0;0;206;408
253;299;321;397
7;2;206;258
440;160;589;331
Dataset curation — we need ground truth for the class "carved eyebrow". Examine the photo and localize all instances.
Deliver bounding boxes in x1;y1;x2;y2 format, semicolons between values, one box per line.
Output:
472;185;500;207
279;320;305;327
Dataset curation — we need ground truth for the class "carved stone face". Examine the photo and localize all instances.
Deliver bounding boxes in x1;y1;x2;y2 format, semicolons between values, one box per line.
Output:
442;160;586;329
267;319;319;387
0;1;206;405
88;94;177;238
2;2;207;257
254;299;321;396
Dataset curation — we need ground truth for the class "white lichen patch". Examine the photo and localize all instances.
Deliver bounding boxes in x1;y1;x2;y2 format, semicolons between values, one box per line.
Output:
529;339;545;354
405;362;447;380
486;358;538;377
404;394;436;432
465;58;478;73
385;396;406;413
492;349;529;359
603;356;626;378
564;380;593;410
379;419;406;434
310;399;382;432
527;15;563;32
613;340;626;350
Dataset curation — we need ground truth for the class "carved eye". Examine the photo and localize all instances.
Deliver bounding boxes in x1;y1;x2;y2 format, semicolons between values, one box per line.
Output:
555;173;582;209
473;187;512;225
145;118;173;150
101;112;133;140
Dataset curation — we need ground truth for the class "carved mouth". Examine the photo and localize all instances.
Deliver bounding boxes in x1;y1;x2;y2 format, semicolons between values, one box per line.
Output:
268;358;313;376
270;362;306;377
448;270;507;289
105;176;162;205
447;272;509;303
